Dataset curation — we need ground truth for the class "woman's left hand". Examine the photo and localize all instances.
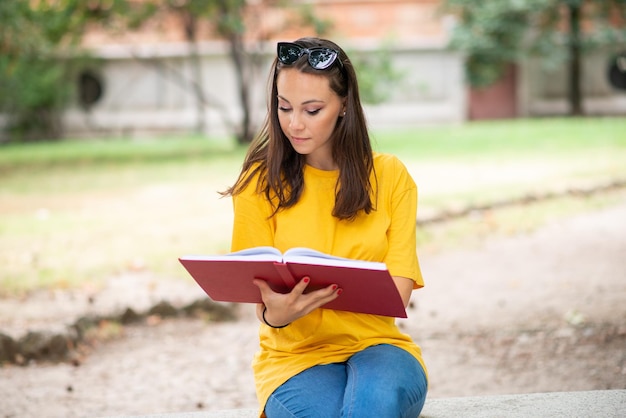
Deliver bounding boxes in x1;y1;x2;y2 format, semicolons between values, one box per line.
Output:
253;276;341;327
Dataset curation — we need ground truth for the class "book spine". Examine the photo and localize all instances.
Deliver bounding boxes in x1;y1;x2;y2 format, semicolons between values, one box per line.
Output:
273;262;297;287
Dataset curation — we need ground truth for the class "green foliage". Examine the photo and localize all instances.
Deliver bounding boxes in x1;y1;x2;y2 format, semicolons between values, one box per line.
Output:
0;0;155;142
0;2;69;141
0;0;334;143
351;44;406;105
0;55;68;140
444;0;626;87
297;2;334;35
445;0;535;86
215;0;248;36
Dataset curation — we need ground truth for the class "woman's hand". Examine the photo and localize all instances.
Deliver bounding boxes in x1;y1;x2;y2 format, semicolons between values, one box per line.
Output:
253;276;342;327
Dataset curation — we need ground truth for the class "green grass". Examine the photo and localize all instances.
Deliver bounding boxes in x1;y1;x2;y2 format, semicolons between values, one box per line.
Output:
0;135;247;195
372;117;626;212
0;135;240;169
1;118;625;296
3;117;624;168
372;117;626;159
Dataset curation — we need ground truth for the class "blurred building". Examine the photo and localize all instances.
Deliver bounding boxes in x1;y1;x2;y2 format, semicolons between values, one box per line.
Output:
65;0;625;138
67;0;461;138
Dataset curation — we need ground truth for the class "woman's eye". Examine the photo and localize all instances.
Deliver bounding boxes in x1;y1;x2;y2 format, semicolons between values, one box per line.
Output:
306;109;321;115
278;107;292;113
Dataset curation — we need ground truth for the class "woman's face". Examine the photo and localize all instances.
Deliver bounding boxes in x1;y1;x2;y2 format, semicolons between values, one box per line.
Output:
276;68;345;170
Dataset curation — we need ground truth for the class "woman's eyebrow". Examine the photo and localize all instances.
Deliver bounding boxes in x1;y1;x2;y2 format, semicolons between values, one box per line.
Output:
277;95;324;105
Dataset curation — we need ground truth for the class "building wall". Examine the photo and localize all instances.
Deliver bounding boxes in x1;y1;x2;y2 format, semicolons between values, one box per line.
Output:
65;42;257;138
518;49;626;117
63;0;459;138
64;40;466;138
65;43;626;139
300;0;446;43
11;1;625;139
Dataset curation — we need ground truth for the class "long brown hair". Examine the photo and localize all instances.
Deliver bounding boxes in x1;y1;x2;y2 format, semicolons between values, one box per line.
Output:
223;37;375;221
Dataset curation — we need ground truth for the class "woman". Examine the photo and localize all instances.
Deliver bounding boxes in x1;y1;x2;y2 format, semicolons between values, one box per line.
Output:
223;37;427;418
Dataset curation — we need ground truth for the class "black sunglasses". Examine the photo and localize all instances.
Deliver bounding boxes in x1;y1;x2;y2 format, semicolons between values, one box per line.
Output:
277;42;343;70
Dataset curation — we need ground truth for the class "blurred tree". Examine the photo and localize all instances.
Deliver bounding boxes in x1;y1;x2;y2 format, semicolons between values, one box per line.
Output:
0;0;153;141
147;0;332;143
214;0;334;143
445;0;626;116
0;1;330;143
155;0;211;136
351;42;406;105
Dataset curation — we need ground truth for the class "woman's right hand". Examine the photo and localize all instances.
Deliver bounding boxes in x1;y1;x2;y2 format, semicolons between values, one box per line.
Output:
252;276;342;328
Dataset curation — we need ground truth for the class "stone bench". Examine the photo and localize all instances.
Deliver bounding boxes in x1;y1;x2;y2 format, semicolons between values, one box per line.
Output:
118;390;625;417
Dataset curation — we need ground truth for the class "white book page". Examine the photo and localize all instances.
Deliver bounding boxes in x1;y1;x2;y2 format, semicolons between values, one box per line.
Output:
284;247;387;271
181;246;387;270
182;246;282;262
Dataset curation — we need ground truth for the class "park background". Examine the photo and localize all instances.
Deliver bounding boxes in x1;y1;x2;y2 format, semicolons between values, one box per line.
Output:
1;1;626;417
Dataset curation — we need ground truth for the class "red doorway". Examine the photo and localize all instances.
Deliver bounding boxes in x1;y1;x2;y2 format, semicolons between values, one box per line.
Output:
468;64;518;120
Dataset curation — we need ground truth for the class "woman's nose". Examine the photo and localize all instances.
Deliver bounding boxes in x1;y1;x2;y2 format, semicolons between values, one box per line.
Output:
289;113;304;130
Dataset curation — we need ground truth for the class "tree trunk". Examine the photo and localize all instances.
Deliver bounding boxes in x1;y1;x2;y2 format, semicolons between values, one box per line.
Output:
567;2;583;116
216;0;254;144
227;33;253;144
181;10;206;135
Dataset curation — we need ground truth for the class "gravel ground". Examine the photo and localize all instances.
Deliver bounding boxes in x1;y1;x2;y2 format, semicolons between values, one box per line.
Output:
1;199;625;418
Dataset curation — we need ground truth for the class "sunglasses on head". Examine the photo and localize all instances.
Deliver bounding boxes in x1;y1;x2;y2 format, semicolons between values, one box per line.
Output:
277;42;343;70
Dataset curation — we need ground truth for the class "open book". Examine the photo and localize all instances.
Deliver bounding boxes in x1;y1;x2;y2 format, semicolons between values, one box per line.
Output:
179;247;406;318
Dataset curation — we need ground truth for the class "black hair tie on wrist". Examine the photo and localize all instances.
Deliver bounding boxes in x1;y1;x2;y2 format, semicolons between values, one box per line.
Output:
262;306;290;329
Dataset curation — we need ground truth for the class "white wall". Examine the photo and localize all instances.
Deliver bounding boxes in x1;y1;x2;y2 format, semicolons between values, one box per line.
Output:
518;49;626;117
62;41;466;139
4;42;624;140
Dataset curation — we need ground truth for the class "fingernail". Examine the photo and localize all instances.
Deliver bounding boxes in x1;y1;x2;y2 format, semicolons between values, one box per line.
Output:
303;277;310;284
336;289;343;295
331;285;338;290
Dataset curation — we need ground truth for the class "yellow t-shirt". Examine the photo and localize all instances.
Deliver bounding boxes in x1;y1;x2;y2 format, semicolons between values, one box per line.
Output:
231;153;426;416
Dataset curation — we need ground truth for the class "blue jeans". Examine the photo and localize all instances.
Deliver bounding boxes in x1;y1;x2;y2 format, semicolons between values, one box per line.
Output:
265;344;427;418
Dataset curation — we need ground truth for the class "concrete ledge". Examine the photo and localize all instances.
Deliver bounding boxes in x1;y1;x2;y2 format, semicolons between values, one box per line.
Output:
116;390;625;418
420;390;626;417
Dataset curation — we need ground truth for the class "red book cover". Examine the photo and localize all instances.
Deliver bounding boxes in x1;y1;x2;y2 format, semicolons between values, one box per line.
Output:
179;247;407;318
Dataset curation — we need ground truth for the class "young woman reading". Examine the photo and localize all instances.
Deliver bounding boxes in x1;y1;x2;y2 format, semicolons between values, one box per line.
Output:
223;37;428;418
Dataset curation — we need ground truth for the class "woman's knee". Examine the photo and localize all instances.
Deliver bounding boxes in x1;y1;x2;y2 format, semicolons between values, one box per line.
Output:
344;345;427;417
265;363;346;418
